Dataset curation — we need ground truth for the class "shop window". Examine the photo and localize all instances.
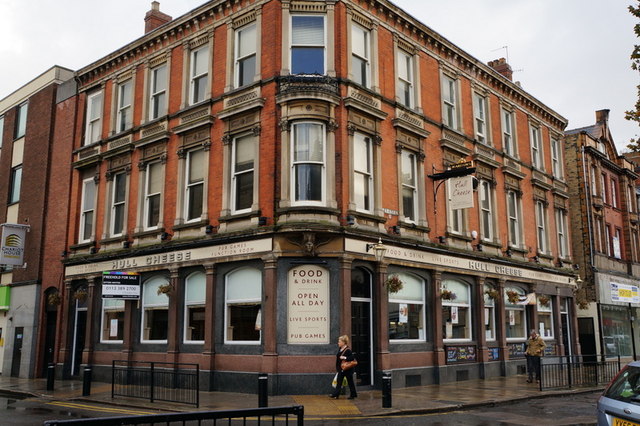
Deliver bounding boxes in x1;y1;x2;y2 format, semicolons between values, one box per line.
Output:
291;15;325;75
101;298;124;343
483;285;496;341
14;102;27;140
225;267;262;344
184;149;205;222
85;91;103;145
184;272;206;343
601;304;633;357
141;276;169;343
505;286;527;340
231;133;256;214
235;23;257;88
353;132;374;213
388;273;425;342
537;295;554;339
441;279;471;341
116;80;133;133
292;122;325;205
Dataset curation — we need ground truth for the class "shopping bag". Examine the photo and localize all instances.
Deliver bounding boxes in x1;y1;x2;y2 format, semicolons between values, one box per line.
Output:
332;373;338;388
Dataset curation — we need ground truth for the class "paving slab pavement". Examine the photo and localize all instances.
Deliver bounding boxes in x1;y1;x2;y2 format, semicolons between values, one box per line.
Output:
0;374;603;418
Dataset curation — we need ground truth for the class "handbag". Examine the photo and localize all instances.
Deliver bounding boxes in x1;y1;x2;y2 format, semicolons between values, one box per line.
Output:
341;359;358;371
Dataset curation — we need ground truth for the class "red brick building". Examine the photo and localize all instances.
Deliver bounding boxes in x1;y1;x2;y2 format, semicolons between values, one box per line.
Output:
56;0;578;392
0;66;74;377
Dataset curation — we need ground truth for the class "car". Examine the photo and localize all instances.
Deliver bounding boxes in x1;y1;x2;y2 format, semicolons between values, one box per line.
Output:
598;360;640;426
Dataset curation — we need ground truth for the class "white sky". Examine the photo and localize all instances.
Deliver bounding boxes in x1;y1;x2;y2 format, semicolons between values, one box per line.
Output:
0;0;637;151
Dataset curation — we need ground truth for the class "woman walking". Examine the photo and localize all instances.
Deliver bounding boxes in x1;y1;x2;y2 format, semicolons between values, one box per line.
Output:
329;335;358;399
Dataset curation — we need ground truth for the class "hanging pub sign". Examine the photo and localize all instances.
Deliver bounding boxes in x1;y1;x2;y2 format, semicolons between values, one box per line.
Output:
0;223;29;266
448;175;474;210
102;271;141;299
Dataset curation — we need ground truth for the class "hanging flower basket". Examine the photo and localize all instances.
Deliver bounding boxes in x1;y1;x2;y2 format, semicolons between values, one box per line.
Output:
506;290;520;304
47;292;62;306
485;288;500;301
157;283;174;296
384;275;403;294
538;294;550;307
74;289;88;302
440;289;457;301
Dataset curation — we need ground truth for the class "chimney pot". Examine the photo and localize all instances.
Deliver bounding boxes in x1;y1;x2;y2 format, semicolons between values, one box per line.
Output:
145;1;172;34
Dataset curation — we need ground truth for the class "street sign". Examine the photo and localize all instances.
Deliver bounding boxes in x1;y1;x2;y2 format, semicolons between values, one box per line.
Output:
102;271;141;299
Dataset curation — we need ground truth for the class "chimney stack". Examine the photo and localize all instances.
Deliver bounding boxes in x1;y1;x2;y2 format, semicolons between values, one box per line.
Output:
488;58;513;81
595;109;610;124
145;1;172;34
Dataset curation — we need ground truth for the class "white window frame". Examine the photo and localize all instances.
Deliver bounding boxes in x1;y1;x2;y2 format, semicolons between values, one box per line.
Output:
353;132;374;213
15;102;27;139
551;138;563;179
100;298;125;344
536;200;547;253
400;149;417;223
110;172;127;237
79;177;96;243
479;180;494;241
502;108;516;157
537;297;555;339
290;14;326;75
483;285;496;342
149;64;167;121
530;125;542;169
190;46;209;104
605;224;612;256
141;276;169;344
85;92;103;145
351;22;370;88
614;228;622;259
611;179;619;208
235;23;257;88
116;80;133;133
396;49;414;109
231;133;256;214
224;267;262;345
143;161;162;231
507;190;521;247
291;121;326;206
474;93;489;144
442;280;472;343
555;208;568;259
591;166;598;196
9;165;22;204
184;149;205;223
505;287;527;341
388;273;426;343
442;75;459;129
184;272;206;344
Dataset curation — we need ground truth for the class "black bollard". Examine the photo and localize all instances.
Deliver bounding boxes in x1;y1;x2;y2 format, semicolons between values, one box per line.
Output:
46;363;55;391
258;373;268;407
82;366;92;396
382;371;392;408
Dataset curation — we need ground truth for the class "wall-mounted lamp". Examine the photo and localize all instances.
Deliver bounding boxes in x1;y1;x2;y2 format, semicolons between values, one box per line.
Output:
160;232;171;241
366;238;387;263
205;225;215;234
576;275;583;285
346;215;355;226
258;216;268;226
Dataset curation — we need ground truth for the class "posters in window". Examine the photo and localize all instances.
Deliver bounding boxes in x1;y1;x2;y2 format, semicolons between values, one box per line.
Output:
287;265;329;344
399;303;408;323
451;306;459;324
509;310;515;326
110;319;118;337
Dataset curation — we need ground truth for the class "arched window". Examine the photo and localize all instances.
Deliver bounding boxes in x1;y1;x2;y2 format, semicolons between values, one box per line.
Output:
441;279;472;341
505;286;527;340
141;275;169;343
388;273;425;341
225;268;262;344
101;298;124;343
184;272;206;343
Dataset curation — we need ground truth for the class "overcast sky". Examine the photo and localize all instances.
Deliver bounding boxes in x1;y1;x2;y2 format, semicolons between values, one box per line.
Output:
0;0;637;152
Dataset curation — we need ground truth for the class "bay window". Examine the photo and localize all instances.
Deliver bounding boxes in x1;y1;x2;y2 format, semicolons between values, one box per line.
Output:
292;122;325;204
291;15;325;75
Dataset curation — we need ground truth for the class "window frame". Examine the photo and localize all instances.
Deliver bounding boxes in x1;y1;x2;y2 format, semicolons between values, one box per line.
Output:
535;200;547;253
400;149;418;223
505;287;527;341
224;267;262;345
473;92;489;145
479;179;494;241
109;172;127;237
141;276;170;344
184;271;206;344
291;121;326;206
551;138;563;179
116;80;133;133
611;178;619;209
530;125;542;169
149;64;167;121
9;165;22;205
507;190;521;247
235;22;257;88
353;132;374;214
100;298;125;344
0;115;4;148
555;208;568;259
441;279;472;343
231;133;256;214
396;49;414;109
79;177;96;243
537;296;555;339
143;161;163;231
388;273;426;343
442;75;459;130
502;108;516;157
483;285;497;342
85;92;103;145
184;149;205;223
290;14;326;76
14;102;27;140
189;46;209;105
351;21;371;88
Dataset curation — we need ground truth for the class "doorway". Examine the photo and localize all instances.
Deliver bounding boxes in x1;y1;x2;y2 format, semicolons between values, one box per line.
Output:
11;327;23;377
71;297;87;376
351;267;373;386
561;298;572;357
578;317;597;363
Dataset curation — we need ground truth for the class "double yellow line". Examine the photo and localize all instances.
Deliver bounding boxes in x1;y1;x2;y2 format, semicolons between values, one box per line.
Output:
46;401;155;416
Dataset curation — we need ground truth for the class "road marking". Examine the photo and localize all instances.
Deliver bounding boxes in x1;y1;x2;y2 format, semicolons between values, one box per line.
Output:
46;401;154;416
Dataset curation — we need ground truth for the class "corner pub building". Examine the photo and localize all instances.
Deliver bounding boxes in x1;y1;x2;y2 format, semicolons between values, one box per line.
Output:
55;0;579;393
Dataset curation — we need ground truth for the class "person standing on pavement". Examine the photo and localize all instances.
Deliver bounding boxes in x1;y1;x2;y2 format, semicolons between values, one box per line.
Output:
330;335;357;399
525;329;546;383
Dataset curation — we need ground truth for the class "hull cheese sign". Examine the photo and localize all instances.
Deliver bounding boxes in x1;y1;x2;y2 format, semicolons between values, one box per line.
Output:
0;224;28;266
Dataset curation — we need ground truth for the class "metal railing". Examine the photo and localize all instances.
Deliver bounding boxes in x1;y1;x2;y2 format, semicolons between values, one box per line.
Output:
112;360;199;407
43;405;305;426
539;354;621;390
